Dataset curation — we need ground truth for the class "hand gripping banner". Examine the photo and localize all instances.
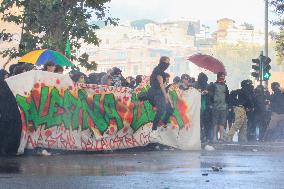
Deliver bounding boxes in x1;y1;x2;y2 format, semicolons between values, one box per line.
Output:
6;71;201;154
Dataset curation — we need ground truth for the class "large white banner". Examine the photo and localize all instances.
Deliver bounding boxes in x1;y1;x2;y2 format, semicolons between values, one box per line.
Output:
6;70;201;154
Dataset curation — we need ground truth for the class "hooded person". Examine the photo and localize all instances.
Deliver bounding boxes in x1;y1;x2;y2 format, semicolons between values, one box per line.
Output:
110;67;123;87
148;56;173;141
241;80;256;141
135;75;143;88
196;72;208;90
0;69;9;81
0;78;22;155
70;71;87;84
109;67;128;87
195;72;212;142
253;85;268;141
8;62;25;76
225;80;254;143
264;82;284;141
125;76;136;89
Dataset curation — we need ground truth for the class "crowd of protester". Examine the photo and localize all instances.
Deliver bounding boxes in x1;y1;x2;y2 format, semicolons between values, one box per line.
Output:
1;57;284;149
144;56;284;143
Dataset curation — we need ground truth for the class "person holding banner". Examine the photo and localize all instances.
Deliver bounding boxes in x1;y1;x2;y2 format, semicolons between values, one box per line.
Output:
0;74;22;155
148;56;173;140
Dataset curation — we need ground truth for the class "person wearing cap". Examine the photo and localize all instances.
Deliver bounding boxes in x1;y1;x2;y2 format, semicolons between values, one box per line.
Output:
179;74;190;91
148;56;173;140
208;72;229;142
264;82;284;141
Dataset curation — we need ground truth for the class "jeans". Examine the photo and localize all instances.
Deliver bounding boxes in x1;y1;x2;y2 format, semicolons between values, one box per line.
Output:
152;94;173;130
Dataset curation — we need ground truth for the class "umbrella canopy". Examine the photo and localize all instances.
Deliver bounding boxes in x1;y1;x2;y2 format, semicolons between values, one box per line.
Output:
19;49;73;67
188;53;226;74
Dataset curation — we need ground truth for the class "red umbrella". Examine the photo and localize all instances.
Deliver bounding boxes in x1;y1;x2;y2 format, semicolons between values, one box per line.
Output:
188;53;226;74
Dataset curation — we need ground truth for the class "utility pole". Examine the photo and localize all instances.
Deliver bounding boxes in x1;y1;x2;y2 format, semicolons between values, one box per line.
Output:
264;0;269;88
260;51;264;86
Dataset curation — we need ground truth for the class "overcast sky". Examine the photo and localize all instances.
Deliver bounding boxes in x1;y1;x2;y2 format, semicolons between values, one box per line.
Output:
107;0;276;31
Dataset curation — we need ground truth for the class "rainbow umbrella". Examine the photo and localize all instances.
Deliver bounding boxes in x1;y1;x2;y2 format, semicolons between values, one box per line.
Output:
19;49;73;67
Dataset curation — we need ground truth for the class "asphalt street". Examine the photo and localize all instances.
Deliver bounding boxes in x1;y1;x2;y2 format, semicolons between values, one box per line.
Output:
0;145;284;189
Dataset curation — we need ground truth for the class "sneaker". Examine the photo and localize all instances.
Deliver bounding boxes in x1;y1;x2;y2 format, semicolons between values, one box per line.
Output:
155;145;160;150
41;149;51;156
204;145;215;151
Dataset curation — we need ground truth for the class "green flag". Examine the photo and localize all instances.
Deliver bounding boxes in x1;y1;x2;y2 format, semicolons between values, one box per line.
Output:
65;39;71;58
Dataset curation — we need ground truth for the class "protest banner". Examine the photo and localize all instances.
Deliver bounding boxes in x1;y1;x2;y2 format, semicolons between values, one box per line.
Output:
5;71;201;154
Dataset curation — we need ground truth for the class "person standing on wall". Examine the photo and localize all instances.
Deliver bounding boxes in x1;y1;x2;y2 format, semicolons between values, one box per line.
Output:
148;56;173;140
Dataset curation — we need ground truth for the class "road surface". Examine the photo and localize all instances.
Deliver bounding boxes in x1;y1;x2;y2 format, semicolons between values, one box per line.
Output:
0;146;284;189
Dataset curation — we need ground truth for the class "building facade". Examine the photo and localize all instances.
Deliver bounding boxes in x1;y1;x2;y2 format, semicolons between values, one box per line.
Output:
81;20;199;77
213;18;265;45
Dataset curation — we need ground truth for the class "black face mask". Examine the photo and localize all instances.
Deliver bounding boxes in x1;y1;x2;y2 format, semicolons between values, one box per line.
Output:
273;87;280;93
158;62;169;71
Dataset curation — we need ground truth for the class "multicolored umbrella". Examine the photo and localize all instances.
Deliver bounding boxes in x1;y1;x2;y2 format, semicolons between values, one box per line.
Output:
19;49;73;67
188;53;226;74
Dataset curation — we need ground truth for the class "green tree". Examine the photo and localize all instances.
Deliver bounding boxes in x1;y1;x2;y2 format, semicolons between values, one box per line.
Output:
0;0;118;71
242;22;254;30
270;0;284;63
202;42;276;89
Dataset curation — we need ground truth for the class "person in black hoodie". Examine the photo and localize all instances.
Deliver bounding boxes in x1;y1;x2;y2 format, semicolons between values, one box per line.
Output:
253;85;268;141
148;56;173;140
0;69;9;80
225;80;254;143
0;73;22;155
244;80;256;141
195;72;212;142
264;82;284;141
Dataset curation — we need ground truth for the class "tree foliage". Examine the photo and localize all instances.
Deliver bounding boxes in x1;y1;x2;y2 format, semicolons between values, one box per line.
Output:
202;42;276;89
0;0;118;71
270;0;284;63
